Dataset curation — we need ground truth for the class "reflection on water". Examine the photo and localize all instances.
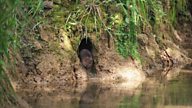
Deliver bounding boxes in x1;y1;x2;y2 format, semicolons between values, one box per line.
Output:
141;71;192;108
17;68;192;108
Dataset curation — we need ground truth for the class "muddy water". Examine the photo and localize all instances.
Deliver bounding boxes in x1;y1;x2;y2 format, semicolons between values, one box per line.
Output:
17;68;192;108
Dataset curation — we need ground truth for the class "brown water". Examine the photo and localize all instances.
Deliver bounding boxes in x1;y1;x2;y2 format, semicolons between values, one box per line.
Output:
17;68;192;108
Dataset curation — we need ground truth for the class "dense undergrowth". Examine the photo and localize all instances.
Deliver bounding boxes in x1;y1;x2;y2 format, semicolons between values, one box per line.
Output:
0;0;189;107
0;0;43;107
0;0;19;106
53;0;188;59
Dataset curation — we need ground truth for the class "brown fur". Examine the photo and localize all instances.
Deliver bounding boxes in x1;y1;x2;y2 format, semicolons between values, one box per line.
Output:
79;49;93;69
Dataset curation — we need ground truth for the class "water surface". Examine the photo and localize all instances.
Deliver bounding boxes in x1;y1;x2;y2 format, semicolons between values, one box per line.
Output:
17;68;192;108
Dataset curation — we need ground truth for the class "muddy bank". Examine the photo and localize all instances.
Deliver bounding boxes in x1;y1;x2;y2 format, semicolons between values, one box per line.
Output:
15;67;192;108
2;1;192;108
10;0;192;93
14;26;190;89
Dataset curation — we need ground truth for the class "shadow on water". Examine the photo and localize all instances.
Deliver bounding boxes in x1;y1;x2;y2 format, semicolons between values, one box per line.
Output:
79;84;99;108
16;67;192;108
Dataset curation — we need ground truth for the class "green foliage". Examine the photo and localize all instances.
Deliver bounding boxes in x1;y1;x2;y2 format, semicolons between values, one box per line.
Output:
0;0;19;106
114;0;144;60
0;0;43;106
147;0;165;26
56;0;187;61
0;0;189;106
63;1;104;36
168;0;187;25
113;0;187;60
24;0;43;17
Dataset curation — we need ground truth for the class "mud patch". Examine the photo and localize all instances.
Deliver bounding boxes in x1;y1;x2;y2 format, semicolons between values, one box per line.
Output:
36;54;60;74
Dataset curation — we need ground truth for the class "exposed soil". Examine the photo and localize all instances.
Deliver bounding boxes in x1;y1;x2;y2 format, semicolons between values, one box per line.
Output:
2;1;192;108
177;12;192;59
10;0;192;100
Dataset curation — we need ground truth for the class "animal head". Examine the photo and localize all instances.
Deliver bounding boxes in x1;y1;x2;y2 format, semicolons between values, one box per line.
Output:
81;56;93;69
79;49;93;69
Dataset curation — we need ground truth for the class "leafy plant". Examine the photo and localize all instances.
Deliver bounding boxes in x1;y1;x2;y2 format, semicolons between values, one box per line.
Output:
168;0;187;25
114;0;144;60
0;0;43;107
0;0;19;106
